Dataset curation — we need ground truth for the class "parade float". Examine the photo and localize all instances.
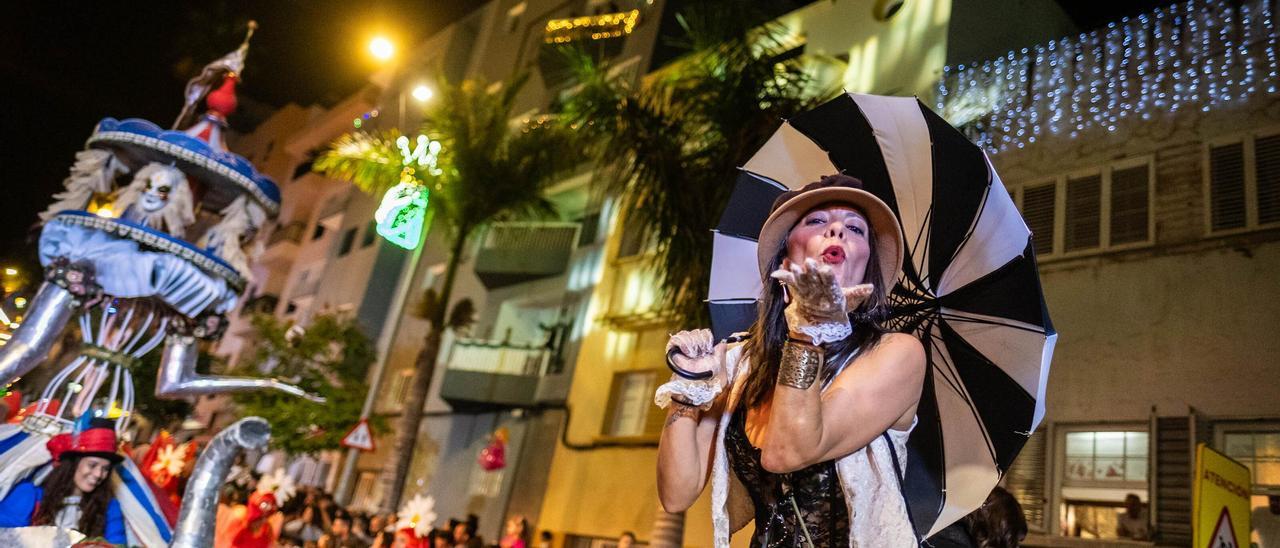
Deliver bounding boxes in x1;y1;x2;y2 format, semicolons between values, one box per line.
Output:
0;23;314;546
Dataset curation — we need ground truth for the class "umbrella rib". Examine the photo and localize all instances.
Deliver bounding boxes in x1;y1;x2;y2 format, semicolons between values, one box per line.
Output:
909;206;933;290
935;311;1046;335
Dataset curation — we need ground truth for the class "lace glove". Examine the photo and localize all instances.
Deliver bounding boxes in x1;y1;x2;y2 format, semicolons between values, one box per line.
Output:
654;329;726;411
770;258;874;345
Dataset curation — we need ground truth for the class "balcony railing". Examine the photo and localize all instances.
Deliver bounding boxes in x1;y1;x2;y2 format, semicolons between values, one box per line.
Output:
934;0;1280;154
473;222;580;289
439;338;552;410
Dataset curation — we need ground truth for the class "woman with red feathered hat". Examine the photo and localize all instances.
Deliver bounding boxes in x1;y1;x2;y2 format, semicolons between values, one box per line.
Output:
0;418;126;543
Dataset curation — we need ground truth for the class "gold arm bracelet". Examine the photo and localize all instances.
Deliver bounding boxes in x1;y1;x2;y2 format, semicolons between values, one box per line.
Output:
778;339;824;390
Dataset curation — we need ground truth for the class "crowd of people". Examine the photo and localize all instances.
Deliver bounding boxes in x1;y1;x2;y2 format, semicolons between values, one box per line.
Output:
214;479;544;548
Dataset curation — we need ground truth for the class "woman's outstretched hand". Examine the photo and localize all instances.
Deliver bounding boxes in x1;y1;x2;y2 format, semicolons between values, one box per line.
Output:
657;329;728;409
770;258;873;344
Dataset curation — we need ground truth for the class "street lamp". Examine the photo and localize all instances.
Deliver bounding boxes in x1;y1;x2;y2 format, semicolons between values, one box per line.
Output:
369;36;395;62
2;268;16;277
411;84;433;103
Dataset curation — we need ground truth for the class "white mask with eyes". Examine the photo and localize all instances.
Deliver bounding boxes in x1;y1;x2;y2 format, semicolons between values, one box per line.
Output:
139;170;177;212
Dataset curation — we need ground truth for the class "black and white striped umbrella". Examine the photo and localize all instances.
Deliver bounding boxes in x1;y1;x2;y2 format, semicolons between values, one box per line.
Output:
706;93;1056;537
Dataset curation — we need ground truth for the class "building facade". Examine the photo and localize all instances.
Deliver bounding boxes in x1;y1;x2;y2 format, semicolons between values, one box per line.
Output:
936;1;1280;545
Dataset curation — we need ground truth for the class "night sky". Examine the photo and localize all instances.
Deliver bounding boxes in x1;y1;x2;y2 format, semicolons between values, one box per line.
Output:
1;1;1167;265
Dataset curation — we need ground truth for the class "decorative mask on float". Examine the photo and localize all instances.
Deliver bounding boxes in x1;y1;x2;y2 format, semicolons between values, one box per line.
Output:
113;163;196;237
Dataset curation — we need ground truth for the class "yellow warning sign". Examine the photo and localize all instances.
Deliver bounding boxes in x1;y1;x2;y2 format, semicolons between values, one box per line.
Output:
1193;443;1251;548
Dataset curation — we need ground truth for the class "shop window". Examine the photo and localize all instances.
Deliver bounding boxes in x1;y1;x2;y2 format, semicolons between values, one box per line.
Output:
1057;428;1150;540
1218;424;1280;491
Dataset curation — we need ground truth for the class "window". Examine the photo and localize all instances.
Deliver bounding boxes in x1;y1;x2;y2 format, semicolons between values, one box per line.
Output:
1016;157;1154;258
577;211;601;247
1057;427;1150;540
615;217;649;259
1004;429;1048;531
1206;130;1280;234
350;471;383;513
362;220;378;247
1217;423;1280;491
1064;431;1148;484
601;369;664;438
337;227;357;256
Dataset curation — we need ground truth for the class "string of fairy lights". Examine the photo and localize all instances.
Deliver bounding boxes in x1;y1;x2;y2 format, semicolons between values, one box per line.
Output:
935;0;1280;154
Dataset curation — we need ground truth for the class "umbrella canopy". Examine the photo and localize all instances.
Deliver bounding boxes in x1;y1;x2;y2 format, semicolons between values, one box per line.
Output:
705;92;1056;537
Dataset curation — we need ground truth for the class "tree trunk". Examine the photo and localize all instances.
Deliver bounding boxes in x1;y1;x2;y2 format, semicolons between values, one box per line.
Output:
649;501;685;548
377;227;471;513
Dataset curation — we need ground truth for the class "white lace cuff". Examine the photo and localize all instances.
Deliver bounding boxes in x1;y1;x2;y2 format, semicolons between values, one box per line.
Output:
793;321;853;345
654;377;723;411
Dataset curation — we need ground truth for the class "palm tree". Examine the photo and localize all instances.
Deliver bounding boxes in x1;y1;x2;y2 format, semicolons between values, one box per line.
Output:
315;75;577;512
558;0;843;328
557;2;842;543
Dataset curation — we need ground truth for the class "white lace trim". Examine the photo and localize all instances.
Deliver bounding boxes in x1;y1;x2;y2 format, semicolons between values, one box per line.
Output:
654;378;723;411
793;321;853;345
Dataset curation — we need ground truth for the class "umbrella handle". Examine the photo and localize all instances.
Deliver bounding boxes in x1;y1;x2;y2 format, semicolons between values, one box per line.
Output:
666;347;715;380
664;334;749;381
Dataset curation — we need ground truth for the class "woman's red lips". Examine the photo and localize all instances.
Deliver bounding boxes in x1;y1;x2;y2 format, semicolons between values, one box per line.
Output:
821;245;846;264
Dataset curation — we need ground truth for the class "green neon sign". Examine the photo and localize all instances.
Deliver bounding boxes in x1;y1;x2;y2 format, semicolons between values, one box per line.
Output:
375;181;430;250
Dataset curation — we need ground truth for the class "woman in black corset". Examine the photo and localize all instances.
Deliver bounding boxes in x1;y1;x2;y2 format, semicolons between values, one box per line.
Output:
654;175;926;547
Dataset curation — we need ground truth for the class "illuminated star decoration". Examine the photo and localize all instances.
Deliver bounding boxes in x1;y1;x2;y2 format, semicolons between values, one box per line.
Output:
396;494;438;538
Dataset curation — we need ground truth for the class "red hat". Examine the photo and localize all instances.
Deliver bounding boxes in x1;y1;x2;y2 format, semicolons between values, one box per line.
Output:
246;490;279;522
48;425;122;464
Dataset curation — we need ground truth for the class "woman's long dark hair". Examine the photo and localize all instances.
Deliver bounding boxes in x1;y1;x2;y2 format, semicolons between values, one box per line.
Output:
31;455;115;537
740;206;892;409
964;486;1027;548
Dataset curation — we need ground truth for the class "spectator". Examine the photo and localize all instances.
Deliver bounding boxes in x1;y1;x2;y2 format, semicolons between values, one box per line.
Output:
319;508;362;548
352;512;373;544
283;505;326;544
500;515;530;548
370;530;397;548
1116;493;1149;541
536;530;553;548
370;512;388;536
454;514;483;548
617;531;636;548
965;486;1028;548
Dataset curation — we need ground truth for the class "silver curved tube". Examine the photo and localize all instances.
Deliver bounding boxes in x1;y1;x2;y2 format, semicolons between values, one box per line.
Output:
171;417;271;548
0;282;79;385
155;334;325;402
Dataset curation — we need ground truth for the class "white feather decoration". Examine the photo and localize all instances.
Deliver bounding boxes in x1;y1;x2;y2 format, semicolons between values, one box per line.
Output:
115;163;196;237
396;494;438;538
39;149;128;221
198;195;267;283
255;467;297;505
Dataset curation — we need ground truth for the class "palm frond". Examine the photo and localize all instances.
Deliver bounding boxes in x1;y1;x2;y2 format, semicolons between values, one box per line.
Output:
313;130;412;195
559;0;846;327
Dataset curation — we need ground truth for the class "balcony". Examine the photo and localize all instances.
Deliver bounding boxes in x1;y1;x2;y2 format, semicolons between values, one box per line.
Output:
260;221;305;267
538;9;640;88
438;338;551;411
473;222;580;289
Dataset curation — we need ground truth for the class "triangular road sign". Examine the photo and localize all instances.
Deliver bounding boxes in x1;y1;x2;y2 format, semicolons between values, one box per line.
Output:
1208;506;1239;548
341;419;375;452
